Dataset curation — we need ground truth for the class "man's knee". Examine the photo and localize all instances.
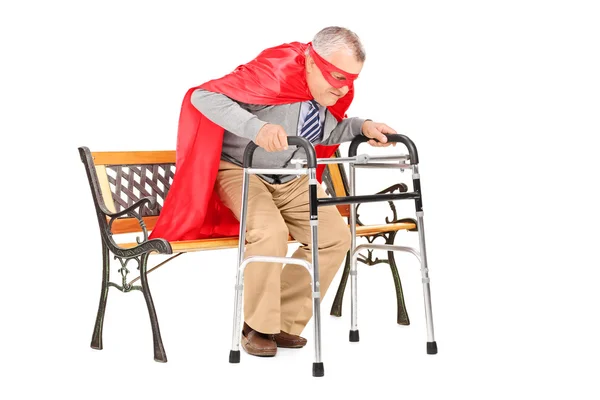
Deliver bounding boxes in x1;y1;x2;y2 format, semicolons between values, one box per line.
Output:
266;223;291;247
247;219;290;254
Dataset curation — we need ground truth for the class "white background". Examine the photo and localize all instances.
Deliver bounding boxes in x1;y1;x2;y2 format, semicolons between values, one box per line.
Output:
1;0;599;399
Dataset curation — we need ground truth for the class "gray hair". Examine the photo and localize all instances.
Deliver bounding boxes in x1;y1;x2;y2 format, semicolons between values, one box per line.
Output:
311;26;366;62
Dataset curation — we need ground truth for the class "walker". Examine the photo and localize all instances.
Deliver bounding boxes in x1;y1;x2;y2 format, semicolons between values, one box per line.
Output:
228;134;437;377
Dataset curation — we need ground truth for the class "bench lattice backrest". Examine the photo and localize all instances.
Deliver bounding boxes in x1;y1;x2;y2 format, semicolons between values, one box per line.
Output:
104;163;175;216
78;150;176;235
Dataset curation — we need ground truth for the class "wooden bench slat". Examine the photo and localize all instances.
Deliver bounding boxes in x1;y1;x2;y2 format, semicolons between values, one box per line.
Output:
327;163;350;217
96;165;117;213
117;222;416;254
109;216;159;234
92;151;176;166
354;222;416;236
327;163;347;197
335;204;350;217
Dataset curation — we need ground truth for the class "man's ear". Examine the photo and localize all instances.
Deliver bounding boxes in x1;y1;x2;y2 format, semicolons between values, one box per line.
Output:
306;55;315;73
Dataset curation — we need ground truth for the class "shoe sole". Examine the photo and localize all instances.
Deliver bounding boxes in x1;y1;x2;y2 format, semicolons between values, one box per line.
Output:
241;334;277;357
276;342;306;348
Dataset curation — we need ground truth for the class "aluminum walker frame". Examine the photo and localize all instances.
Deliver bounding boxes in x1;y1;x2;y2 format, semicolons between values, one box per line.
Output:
229;134;437;377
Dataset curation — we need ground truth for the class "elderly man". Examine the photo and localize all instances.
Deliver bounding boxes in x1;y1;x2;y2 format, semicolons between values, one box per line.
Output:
151;27;396;357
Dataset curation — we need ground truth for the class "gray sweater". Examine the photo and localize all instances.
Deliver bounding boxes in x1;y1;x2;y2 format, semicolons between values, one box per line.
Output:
191;88;366;183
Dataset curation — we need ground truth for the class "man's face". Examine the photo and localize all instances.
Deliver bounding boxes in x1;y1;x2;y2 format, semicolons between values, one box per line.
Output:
306;48;363;107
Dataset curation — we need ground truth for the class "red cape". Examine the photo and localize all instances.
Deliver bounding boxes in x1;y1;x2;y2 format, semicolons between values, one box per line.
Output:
149;42;354;241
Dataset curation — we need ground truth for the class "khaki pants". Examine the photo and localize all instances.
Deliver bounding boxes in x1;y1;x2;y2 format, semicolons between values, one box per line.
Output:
216;160;351;335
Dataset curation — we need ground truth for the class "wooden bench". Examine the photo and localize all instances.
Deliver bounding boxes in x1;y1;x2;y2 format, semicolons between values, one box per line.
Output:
79;146;417;362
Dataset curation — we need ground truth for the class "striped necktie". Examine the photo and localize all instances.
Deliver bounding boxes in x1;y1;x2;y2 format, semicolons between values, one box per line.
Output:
299;100;322;143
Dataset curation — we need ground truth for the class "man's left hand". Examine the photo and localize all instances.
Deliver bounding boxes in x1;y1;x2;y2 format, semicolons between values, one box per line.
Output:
361;121;397;147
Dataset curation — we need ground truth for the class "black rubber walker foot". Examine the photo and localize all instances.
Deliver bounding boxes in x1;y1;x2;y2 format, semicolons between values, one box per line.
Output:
229;350;241;363
312;362;324;377
427;341;438;355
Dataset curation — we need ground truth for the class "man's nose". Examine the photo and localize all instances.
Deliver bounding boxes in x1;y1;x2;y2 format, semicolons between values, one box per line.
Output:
339;86;349;96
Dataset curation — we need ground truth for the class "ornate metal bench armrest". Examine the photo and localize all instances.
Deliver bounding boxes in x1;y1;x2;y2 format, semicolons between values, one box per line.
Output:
109;236;172;259
103;197;173;257
355;183;416;228
105;197;156;219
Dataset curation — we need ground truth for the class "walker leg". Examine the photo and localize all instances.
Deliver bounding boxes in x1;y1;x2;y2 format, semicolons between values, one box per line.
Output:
348;164;359;342
416;210;437;354
412;165;437;354
230;168;250;363
229;271;243;363
349;253;359;342
309;168;324;377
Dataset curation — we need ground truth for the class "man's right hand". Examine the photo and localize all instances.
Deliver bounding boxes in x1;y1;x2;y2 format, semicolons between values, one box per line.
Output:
255;123;289;152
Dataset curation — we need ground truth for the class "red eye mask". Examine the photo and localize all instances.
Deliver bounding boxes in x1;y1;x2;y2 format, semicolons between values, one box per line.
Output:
308;45;359;89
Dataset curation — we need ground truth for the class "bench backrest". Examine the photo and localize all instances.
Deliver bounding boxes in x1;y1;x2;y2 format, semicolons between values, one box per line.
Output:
80;147;350;236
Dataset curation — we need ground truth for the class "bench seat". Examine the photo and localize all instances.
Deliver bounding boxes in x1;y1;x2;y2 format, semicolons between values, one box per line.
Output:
118;222;417;253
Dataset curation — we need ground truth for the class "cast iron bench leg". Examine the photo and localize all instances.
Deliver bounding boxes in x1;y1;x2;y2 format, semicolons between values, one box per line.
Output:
139;253;167;362
91;240;110;350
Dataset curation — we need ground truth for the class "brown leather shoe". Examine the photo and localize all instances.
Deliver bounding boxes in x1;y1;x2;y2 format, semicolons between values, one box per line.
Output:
241;323;277;357
273;331;307;348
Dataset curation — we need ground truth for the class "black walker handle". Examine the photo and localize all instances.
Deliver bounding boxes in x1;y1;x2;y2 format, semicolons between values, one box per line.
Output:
348;134;419;164
243;137;317;168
